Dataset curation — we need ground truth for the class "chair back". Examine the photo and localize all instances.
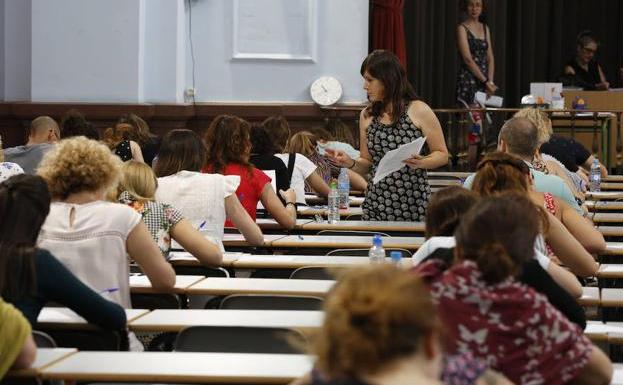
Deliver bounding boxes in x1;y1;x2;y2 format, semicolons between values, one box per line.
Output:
33;330;57;348
290;266;335;280
174;326;305;354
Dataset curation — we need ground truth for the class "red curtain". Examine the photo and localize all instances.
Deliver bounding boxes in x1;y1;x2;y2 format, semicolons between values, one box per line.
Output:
370;0;407;68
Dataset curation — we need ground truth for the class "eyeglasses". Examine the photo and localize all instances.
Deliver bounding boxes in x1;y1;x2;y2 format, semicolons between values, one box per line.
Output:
581;46;597;54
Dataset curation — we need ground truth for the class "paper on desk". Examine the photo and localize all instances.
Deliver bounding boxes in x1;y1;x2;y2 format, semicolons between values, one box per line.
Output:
373;137;426;184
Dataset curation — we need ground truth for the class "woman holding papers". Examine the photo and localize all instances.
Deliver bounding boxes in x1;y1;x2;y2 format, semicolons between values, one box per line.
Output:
327;50;448;221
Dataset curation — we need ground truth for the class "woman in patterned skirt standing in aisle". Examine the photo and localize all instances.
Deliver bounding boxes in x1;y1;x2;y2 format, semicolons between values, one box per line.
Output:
327;50;448;221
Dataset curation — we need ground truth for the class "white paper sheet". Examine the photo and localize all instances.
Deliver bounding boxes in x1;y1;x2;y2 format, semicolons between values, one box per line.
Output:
373;137;426;184
475;91;503;107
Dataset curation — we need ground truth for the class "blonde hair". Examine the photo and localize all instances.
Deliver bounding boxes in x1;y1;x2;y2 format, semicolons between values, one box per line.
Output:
312;265;439;378
286;131;317;158
0;135;4;162
117;160;157;202
37;136;122;200
513;108;552;145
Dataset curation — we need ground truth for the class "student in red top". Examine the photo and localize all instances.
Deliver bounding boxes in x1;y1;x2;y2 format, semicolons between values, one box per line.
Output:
203;115;297;230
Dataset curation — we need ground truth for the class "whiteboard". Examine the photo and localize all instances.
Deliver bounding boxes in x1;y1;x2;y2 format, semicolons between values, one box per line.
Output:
232;0;317;61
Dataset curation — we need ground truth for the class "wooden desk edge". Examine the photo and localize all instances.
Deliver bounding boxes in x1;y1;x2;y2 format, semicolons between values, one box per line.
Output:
42;372;300;384
7;349;78;378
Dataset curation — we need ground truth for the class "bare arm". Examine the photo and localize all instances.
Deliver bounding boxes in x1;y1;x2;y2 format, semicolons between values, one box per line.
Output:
547;262;583;298
544;212;598;277
545;160;585;201
325;109;373;177
557;197;606;254
170;218;222;266
261;185;297;229
225;194;264;246
12;335;36;370
403;101;449;170
485;25;495;82
306;171;331;197
129;140;144;163
127;221;176;291
568;345;612;385
347;169;368;191
582;155;608;177
596;64;609;90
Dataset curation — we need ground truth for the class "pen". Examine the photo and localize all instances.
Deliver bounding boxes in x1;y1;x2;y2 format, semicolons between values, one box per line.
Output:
99;287;119;294
198;221;207;231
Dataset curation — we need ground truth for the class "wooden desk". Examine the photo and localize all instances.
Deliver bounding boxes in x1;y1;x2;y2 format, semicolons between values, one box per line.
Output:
597;264;623;279
255;218;314;230
584;320;623;342
169;251;241;267
232;255;413;269
271;235;424;251
613;363;623;385
600;288;623;308
37;308;149;330
41;351;313;384
304;194;365;206
428;179;462;187
598;226;623;237
186;277;334;297
587;201;623;211
600;182;623;191
128;309;323;333
172;234;287;251
428;171;471;179
298;206;364;218
300;220;425;233
5;348;77;379
130;275;205;294
604;242;623;255
579;286;601;307
586;191;623;200
590;213;623;223
606;175;623;182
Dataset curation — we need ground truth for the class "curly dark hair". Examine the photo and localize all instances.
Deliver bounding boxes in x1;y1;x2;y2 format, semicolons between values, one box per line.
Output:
60;109;99;140
250;123;276;155
204;115;253;174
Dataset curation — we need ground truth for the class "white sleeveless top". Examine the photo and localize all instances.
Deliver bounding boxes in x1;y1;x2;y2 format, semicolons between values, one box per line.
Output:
155;170;239;251
38;201;141;308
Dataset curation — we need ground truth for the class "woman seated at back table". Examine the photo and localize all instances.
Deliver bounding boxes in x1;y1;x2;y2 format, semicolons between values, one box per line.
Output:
154;129;263;250
414;193;612;385
202;115;297;230
561;30;609;91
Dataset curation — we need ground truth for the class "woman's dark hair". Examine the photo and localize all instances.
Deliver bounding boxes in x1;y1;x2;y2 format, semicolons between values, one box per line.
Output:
576;30;599;49
360;50;418;124
116;113;155;145
0;174;51;301
60;109;99;140
262;116;291;152
204;115;253;174
153;129;207;177
425;186;479;239
455;192;539;284
458;0;487;22
251;123;276;155
472;152;531;196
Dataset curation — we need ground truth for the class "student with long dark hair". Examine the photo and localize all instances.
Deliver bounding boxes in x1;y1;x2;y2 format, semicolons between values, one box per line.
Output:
0;174;126;329
327;50;448;221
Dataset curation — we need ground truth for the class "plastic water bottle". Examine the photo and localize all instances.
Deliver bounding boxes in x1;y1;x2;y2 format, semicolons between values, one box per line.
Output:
390;251;402;266
590;158;602;192
327;180;340;224
369;234;385;264
337;168;350;209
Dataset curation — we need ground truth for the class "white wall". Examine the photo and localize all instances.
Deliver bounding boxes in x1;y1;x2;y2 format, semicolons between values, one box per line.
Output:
30;0;144;102
185;0;368;103
4;0;31;101
1;0;368;103
0;0;5;100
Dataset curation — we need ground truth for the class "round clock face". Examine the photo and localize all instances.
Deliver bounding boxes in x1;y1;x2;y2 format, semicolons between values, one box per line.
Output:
310;76;343;106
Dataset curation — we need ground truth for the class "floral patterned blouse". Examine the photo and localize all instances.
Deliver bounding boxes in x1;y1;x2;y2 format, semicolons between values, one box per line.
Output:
119;191;184;259
0;162;24;183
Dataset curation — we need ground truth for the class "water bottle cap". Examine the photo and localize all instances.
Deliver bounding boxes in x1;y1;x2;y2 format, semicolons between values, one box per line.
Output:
372;234;382;246
390;251;402;261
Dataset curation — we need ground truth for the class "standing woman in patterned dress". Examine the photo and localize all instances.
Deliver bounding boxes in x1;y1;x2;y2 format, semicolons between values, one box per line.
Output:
455;0;497;105
327;50;448;221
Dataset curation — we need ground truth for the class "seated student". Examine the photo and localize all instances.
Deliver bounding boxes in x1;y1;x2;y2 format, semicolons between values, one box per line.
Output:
60;109;100;140
0;138;24;182
114;160;222;265
116;113;161;166
304;265;510;385
472;152;602;278
416;193;613;385
414;186;585;328
4;116;59;174
1;174;126;329
561;31;609;91
103;123;145;162
514;107;586;201
154;129;263;250
463;117;583;214
0;298;36;379
263;116;330;204
313;125;361;160
37;137;175;308
287;131;368;192
249;123;291;195
202;115;297;230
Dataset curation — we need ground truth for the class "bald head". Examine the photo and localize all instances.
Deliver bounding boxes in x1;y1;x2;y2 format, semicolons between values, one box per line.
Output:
497;117;539;159
28;116;60;145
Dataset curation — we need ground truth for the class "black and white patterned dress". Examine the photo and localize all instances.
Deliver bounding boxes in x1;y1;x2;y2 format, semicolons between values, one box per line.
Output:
362;111;430;221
